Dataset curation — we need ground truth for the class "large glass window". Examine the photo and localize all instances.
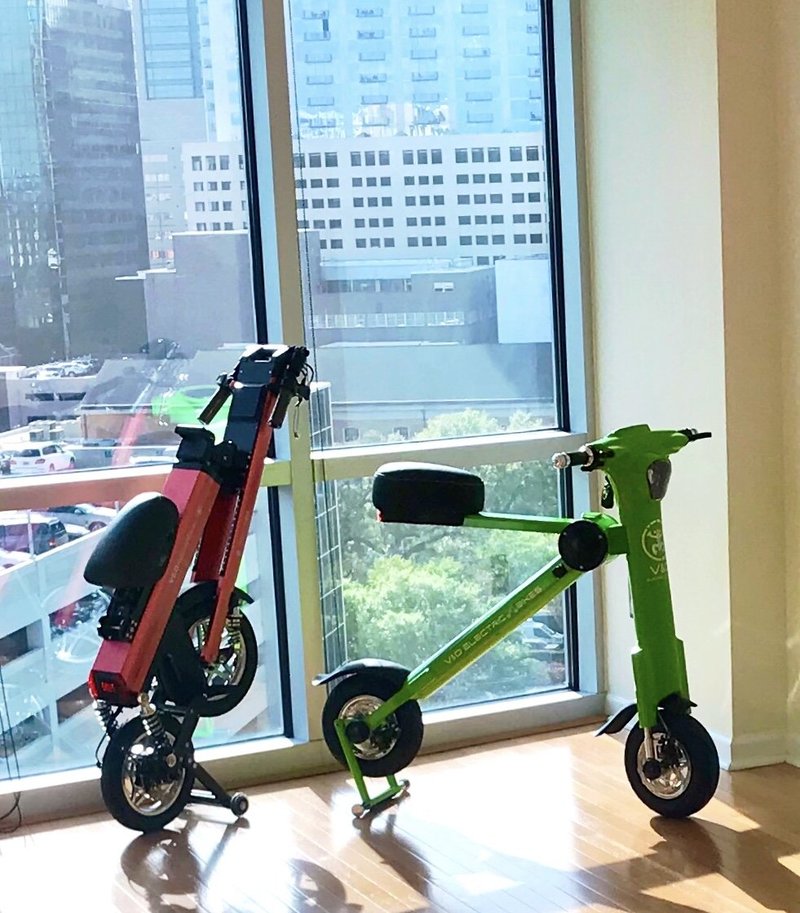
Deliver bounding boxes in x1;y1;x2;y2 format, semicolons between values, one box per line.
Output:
286;0;581;711
0;0;255;472
0;492;284;779
288;0;554;448
0;0;280;779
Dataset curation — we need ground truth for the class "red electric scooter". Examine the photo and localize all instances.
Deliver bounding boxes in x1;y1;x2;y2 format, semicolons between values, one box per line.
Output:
85;344;310;831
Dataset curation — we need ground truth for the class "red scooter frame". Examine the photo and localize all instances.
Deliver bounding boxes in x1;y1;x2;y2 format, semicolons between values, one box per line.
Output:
85;344;310;831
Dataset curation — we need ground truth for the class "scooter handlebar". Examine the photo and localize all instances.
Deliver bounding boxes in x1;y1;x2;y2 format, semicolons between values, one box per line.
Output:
198;376;232;425
552;446;596;471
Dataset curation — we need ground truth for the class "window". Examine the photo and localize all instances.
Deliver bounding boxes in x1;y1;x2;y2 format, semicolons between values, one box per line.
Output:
510;146;523;161
0;0;582;796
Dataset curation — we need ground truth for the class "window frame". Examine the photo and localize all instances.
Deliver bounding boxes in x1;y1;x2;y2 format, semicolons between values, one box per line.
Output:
0;0;598;820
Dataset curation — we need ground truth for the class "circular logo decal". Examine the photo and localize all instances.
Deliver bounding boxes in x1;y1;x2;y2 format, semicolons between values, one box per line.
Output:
641;519;665;561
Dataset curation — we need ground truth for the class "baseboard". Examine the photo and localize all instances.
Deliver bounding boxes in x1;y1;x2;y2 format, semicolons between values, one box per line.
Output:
604;693;732;770
727;731;787;771
784;733;800;768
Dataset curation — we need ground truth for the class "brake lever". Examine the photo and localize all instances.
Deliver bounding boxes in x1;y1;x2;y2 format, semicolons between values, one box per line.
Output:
679;428;713;442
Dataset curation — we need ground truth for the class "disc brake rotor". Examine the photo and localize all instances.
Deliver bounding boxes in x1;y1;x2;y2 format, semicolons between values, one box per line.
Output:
122;732;185;816
637;731;692;799
189;618;245;688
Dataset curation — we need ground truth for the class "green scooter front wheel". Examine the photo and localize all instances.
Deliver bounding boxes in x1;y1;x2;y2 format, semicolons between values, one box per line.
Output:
624;713;719;818
322;672;423;778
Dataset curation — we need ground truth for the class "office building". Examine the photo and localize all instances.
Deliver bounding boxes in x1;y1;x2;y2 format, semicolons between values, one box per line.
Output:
0;0;150;365
289;0;543;139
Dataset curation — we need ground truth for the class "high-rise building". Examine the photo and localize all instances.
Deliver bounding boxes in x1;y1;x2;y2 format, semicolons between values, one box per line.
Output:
288;0;543;139
0;0;150;364
131;0;207;266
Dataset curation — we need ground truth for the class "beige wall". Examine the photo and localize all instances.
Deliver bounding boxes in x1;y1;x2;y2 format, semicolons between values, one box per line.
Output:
774;0;800;766
581;0;792;767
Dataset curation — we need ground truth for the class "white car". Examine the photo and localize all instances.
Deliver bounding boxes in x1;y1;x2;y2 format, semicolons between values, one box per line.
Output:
48;503;117;532
0;549;32;570
8;443;76;474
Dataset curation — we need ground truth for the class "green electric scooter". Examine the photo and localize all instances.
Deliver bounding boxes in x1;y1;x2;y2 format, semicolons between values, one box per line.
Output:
313;425;719;817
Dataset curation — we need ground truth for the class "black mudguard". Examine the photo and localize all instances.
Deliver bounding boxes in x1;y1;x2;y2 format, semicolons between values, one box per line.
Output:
594;703;637;737
312;658;410;689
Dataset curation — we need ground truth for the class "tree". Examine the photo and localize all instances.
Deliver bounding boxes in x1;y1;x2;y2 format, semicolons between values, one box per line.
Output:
324;407;571;705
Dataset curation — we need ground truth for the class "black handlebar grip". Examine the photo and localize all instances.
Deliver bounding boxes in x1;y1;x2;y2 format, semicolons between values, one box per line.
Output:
198;383;232;425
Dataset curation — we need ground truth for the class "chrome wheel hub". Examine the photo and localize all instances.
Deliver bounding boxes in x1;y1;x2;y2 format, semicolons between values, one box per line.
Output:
339;695;397;760
637;731;692;799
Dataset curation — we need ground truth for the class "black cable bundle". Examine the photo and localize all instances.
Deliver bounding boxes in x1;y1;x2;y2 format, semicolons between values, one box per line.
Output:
0;662;23;833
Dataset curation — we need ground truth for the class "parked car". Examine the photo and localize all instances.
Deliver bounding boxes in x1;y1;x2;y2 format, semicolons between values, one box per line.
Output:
0;512;69;554
0;451;10;474
8;443;76;474
48;503;117;532
0;548;32;570
519;619;565;653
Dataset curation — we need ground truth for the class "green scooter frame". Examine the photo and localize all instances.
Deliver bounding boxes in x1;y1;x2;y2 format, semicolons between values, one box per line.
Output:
314;425;720;817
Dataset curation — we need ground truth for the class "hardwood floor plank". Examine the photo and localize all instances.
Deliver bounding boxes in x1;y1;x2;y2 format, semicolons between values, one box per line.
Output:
2;727;800;913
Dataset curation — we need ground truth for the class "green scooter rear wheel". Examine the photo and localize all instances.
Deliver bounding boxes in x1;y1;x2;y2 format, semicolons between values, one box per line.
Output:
322;672;423;778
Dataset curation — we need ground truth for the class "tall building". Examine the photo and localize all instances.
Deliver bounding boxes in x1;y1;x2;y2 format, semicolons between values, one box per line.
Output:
131;0;207;266
288;0;543;139
0;0;150;365
131;0;246;266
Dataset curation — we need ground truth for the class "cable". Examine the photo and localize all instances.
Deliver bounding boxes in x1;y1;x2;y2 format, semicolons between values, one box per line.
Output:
0;662;23;833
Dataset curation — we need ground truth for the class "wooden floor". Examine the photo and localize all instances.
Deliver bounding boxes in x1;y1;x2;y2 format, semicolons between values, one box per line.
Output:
2;725;800;913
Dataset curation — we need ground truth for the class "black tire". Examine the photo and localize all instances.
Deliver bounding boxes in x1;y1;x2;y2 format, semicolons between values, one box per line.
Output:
101;715;194;832
624;713;719;818
230;792;249;816
322;672;423;778
160;601;258;717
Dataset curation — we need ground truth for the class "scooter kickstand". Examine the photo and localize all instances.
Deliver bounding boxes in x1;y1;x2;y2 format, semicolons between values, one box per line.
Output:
334;718;409;817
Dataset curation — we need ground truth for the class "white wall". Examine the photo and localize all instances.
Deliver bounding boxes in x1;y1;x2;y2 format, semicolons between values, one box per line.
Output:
581;0;800;769
581;0;734;760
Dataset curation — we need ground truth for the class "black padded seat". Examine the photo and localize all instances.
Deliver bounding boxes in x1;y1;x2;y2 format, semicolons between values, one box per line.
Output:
84;492;179;588
372;462;485;526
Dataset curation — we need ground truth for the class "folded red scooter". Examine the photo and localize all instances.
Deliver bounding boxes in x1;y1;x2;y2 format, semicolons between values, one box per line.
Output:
85;344;310;831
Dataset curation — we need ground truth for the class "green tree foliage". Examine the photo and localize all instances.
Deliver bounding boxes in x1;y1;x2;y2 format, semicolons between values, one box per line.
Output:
320;409;569;704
